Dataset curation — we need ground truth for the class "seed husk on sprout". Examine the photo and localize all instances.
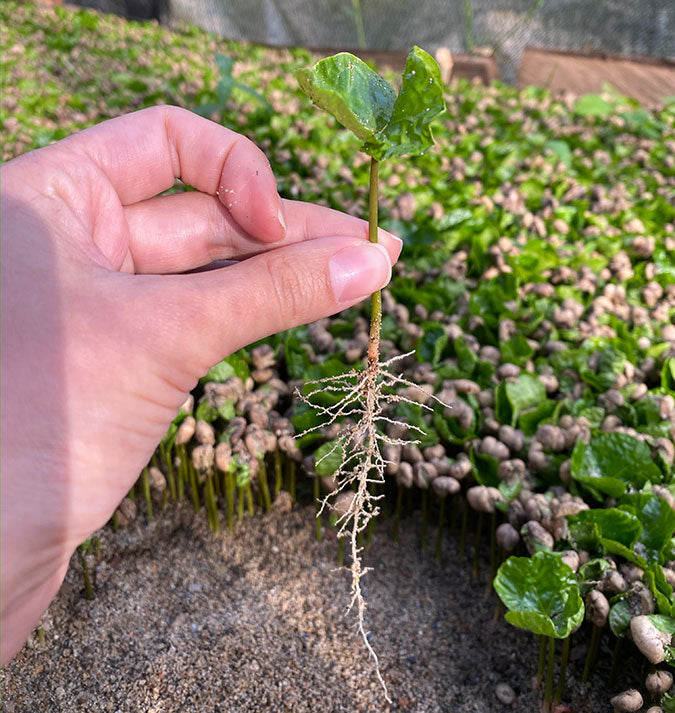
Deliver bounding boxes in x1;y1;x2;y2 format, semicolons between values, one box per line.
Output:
521;520;554;555
431;475;460;563
582;589;610;681
631;615;672;664
175;416;197;505
610;690;644;713
114;497;137;528
645;670;673;698
278;434;301;501
192;443;218;533
148;465;167;505
495;522;519;553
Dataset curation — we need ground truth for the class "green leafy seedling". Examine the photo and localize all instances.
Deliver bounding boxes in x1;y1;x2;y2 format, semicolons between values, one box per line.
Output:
196;53;272;120
494;552;584;712
295;47;445;699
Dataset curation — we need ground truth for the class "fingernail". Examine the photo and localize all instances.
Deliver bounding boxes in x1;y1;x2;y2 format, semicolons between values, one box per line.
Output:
277;203;286;236
329;242;392;304
378;229;403;260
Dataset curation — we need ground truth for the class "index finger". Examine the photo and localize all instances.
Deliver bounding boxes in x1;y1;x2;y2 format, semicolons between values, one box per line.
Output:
61;105;286;243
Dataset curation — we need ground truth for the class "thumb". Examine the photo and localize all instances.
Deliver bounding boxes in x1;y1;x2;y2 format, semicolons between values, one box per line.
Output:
151;236;396;375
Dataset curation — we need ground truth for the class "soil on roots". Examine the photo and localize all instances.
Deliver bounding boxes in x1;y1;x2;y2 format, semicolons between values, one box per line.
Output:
2;503;615;712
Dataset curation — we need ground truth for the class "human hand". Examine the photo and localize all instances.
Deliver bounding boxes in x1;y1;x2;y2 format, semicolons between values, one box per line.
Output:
0;105;401;663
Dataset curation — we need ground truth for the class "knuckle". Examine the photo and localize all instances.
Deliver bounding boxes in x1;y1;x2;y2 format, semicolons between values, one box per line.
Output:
263;250;314;326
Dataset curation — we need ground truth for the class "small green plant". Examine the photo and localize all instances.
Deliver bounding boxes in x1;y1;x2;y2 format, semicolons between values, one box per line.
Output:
196;53;272;120
494;551;584;712
77;539;97;601
295;46;445;698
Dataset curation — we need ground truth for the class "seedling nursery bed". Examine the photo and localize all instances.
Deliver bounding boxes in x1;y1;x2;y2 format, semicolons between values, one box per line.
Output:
1;3;674;712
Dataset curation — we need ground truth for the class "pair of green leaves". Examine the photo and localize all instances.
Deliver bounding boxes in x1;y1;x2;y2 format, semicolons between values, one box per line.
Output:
567;493;675;566
571;432;663;500
495;372;546;427
494;551;584;639
295;46;445;161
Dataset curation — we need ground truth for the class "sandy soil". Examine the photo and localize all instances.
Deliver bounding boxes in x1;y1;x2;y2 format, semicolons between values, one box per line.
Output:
2;501;617;712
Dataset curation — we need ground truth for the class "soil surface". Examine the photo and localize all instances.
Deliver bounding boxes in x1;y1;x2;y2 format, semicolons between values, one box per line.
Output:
2;501;616;712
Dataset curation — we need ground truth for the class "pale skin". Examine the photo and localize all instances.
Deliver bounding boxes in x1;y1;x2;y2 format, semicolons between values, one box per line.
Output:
0;105;401;663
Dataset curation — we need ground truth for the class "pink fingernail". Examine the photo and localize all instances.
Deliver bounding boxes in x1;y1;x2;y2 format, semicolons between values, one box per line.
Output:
277;204;287;236
379;229;403;260
329;242;392;304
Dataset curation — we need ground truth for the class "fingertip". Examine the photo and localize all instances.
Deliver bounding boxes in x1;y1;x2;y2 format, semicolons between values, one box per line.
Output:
328;241;393;305
377;228;403;264
217;138;284;243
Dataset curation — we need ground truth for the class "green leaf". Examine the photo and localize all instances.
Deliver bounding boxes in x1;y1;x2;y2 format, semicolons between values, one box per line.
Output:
647;614;675;636
494;551;584;638
290;403;324;450
663;357;675;394
509;239;560;282
644;564;675;617
396;402;438;448
621;493;675;562
362;46;446;160
567;507;642;554
518;399;557;436
499;334;535;367
416;323;448;366
295;52;395;141
217;400;235;421
215;53;234;76
436;208;472;229
544;139;572;167
433;401;475;446
571;433;662;499
608;599;632;637
664;692;675;712
575;93;613;117
470;447;500;487
453;335;478;376
600;539;647;568
495;373;546;427
200;353;249;383
577;557;612;588
235;457;251;487
579;346;625;391
313;439;344;477
498;477;523;504
217;75;236;104
194;400;219;423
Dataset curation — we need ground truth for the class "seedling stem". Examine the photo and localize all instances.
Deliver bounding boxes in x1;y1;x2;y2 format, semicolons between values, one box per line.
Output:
554;635;570;704
544;635;555;712
142;466;153;520
274;449;283;496
582;623;601;683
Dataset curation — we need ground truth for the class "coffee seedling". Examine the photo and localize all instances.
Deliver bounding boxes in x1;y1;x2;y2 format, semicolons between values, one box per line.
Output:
494;552;584;713
295;46;445;698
